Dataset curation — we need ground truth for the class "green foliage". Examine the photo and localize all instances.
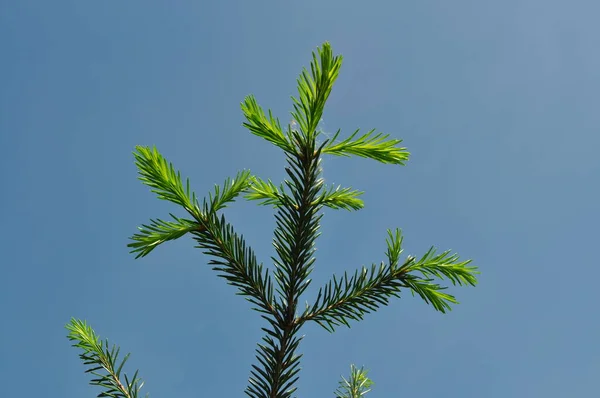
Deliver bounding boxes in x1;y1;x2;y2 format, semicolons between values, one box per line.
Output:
66;318;146;398
313;184;364;211
322;128;410;165
242;96;296;155
245;177;364;211
335;365;374;398
128;213;198;259
244;177;287;208
192;207;277;317
132;145;201;218
290;43;342;141
68;41;478;398
400;246;478;313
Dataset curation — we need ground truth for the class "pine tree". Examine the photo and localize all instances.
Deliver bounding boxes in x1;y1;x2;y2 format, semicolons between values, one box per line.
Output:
66;42;478;398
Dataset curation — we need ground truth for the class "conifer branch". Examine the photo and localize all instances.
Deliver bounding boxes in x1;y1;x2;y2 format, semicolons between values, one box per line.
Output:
399;246;478;312
300;229;477;332
132;145;202;220
128;214;199;259
299;260;412;332
192;207;279;319
66;318;147;398
245;177;287;208
242;96;296;155
290;42;342;142
322;129;410;165
312;184;364;211
335;365;374;398
132;145;253;221
129;146;276;317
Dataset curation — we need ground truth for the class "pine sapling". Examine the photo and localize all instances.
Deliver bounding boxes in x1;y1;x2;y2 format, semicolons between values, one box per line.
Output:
66;42;478;398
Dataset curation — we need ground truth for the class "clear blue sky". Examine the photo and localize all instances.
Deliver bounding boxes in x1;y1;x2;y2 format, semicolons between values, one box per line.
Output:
1;1;598;397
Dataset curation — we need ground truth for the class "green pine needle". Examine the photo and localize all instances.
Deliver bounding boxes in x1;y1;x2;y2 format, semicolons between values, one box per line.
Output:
128;214;199;259
290;42;343;142
241;96;295;154
335;365;374;398
322;128;410;165
133;145;201;219
207;169;254;213
65;318;147;398
245;177;287;207
313;184;364;211
301;229;477;331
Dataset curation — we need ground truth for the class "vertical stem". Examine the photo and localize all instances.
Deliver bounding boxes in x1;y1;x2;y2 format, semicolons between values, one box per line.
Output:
267;135;323;398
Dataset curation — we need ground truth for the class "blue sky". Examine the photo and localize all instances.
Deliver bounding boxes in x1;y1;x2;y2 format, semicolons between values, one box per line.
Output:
1;1;598;397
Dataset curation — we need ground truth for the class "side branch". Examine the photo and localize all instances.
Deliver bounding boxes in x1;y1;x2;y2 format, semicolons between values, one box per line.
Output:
66;318;147;398
299;229;477;332
192;209;280;322
130;146;278;318
299;260;412;332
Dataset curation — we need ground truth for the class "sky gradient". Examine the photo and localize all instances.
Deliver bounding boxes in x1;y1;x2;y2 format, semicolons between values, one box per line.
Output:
1;1;598;397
